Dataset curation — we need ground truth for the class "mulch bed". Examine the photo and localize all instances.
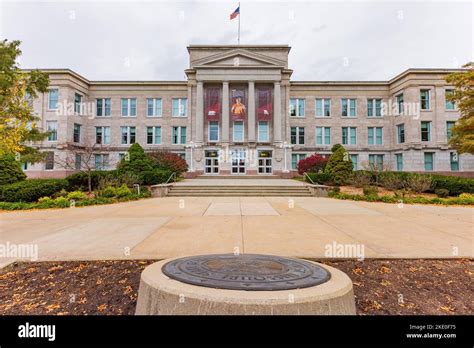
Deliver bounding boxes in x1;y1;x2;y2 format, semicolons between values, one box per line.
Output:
0;259;472;315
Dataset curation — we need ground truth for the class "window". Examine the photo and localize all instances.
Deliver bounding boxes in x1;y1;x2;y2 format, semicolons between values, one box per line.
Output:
368;127;383;145
446;121;455;141
421;121;431;142
258;121;269;142
94;154;109;170
367;98;382;117
396;93;404;114
73;123;81;143
121;98;137;117
291;153;307;170
48;89;59;109
316;127;331;145
445;89;455;110
46;121;57;141
368;154;384;171
121;126;136;145
96;98;111;117
233;121;244;142
289;98;305;117
21;162;28;170
209;121;219;142
341;99;357;117
74;93;82;114
172;98;187;117
397;124;405;144
147;98;162;117
290;127;305;145
424;152;434;171
420;89;430;110
45;151;54;170
450;152;459;171
172;126;186;144
350;154;358;170
95;126;110;145
342;127;357;145
396;154;403;171
75;154;81;170
147;126;162;145
315;98;331;117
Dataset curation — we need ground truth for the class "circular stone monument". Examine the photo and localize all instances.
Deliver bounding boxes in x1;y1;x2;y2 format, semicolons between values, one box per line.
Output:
135;254;356;315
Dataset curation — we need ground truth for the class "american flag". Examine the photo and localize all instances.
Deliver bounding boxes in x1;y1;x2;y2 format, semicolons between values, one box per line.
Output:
230;5;240;20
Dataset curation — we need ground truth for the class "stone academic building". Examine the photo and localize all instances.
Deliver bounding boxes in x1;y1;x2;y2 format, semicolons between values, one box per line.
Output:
24;44;473;178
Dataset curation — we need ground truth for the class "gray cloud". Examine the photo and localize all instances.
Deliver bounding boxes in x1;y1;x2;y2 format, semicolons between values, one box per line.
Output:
1;0;472;81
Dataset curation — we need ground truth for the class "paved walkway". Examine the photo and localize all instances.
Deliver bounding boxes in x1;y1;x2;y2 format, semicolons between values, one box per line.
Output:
0;197;472;265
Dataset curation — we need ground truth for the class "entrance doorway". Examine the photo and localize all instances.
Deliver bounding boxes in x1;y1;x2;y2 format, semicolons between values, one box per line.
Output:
258;150;272;174
204;150;219;174
231;148;246;174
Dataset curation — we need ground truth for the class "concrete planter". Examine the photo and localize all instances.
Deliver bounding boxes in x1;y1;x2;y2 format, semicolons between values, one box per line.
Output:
305;184;331;197
150;184;174;198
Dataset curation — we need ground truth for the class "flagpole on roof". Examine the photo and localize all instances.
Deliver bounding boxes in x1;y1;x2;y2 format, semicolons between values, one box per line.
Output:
238;2;241;45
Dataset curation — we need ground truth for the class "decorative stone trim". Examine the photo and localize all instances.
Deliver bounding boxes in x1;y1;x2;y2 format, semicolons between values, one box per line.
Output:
305;183;331;197
150;184;174;197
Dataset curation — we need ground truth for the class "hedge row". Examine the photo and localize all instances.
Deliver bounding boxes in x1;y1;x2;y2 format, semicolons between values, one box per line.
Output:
66;169;173;190
328;191;474;206
306;171;474;196
0;179;68;202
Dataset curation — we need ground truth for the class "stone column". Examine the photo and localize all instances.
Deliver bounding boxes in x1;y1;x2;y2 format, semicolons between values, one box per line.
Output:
273;82;282;143
196;81;204;144
248;81;256;142
222;81;229;143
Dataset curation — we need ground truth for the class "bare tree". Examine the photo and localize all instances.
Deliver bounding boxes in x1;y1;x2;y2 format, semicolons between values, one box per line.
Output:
54;141;116;193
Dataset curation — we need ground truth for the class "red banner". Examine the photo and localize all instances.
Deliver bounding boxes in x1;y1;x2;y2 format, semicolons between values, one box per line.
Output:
205;86;221;121
230;87;247;121
257;87;273;121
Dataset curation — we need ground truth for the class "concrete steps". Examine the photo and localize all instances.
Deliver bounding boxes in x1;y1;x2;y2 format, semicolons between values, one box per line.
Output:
168;185;312;197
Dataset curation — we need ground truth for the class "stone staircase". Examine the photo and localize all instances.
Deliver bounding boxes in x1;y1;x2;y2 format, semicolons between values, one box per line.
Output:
167;185;312;197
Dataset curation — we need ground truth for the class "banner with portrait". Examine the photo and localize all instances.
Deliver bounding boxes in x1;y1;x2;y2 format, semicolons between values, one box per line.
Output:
256;86;273;121
230;87;247;121
205;86;221;121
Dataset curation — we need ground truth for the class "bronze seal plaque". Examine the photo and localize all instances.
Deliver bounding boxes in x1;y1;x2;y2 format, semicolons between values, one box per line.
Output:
161;254;331;291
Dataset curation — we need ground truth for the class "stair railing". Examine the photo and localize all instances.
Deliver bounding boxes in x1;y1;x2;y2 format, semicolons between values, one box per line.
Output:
165;172;177;184
303;172;316;185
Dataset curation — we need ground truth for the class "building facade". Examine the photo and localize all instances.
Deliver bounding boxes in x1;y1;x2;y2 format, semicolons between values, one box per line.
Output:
24;44;473;178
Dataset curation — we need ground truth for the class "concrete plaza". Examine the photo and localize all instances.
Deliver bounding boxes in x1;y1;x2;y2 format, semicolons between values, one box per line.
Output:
0;196;472;266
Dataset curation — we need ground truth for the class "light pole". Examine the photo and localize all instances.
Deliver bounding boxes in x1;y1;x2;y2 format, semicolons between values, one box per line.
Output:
186;141;197;172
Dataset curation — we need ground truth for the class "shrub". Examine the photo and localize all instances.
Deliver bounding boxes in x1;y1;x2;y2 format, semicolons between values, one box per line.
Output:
66;191;87;201
350;170;374;188
435;188;449;198
407;174;432;193
141;169;173;185
66;171;116;191
431;175;474;195
305;172;333;185
54;196;70;208
148;151;188;176
296;154;328;175
324;144;353;185
0;154;27;185
37;196;56;209
459;193;474;199
115;184;132;198
0;179;68;202
102;186;117;198
117;144;154;181
363;185;378;197
378;172;409;191
331;186;341;193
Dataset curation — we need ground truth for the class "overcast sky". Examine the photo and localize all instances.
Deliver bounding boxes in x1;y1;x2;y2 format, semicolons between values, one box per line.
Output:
1;0;472;81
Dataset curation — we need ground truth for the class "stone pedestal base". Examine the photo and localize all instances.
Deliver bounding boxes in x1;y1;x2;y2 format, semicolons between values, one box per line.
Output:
135;258;356;315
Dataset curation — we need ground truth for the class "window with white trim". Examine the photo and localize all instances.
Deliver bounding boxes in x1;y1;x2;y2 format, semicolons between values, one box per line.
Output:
209;121;219;142
342;127;356;145
96;126;110;145
96;98;111;117
341;99;356;117
258;121;269;142
121;98;137;117
315;98;331;117
121;126;136;145
289;98;305;117
316;127;331;145
290;127;305;145
46;121;57;141
233;121;244;142
367;98;382;117
48;89;59;109
172;98;187;117
147;98;162;117
172;126;187;144
147;126;162;145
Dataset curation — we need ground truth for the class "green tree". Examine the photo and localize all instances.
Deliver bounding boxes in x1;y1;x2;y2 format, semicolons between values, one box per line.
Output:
117;143;153;182
0;154;26;185
445;63;474;154
324;144;353;185
0;40;50;163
